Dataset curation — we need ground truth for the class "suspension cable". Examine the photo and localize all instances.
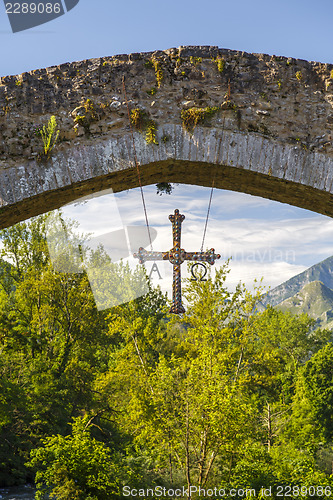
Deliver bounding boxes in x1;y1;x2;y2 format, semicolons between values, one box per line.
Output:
200;116;225;252
122;76;153;251
200;178;215;252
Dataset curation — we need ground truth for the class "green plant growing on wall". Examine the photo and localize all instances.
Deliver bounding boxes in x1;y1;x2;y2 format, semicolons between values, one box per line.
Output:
84;99;95;115
190;56;202;66
130;108;146;129
295;71;303;81
102;59;119;68
214;56;226;73
130;108;158;144
156;182;174;195
39;115;59;161
153;58;163;88
145;120;158;144
144;58;163;88
181;106;219;133
73;99;100;134
176;57;182;68
144;60;154;69
74;99;97;125
146;87;157;96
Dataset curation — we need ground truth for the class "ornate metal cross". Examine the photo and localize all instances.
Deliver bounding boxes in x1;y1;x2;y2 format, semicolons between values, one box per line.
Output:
134;209;221;314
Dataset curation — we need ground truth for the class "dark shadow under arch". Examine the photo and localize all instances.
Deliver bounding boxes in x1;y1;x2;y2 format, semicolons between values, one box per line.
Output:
1;160;333;230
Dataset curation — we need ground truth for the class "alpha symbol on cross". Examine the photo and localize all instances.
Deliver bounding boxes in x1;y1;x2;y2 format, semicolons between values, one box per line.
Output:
134;209;221;314
148;262;162;280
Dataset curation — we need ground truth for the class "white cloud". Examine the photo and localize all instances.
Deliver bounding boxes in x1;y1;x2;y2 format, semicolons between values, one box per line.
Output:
223;260;308;293
52;184;333;304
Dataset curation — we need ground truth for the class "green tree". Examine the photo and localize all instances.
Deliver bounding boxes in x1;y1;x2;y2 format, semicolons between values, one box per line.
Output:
2;213;333;495
0;213;170;486
288;343;333;450
0;215;111;483
28;415;128;500
241;307;330;403
101;264;263;492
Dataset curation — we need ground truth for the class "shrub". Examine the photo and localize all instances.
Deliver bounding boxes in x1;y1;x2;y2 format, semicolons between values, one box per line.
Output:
39;115;59;161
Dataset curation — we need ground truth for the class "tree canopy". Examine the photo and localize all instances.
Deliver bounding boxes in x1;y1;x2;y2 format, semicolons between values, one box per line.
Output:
0;215;332;499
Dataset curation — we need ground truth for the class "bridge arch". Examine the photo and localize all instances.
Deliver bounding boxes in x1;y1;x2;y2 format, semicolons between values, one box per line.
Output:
1;45;333;227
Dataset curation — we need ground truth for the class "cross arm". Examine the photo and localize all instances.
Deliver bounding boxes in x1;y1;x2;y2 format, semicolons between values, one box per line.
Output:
184;248;221;265
134;247;169;264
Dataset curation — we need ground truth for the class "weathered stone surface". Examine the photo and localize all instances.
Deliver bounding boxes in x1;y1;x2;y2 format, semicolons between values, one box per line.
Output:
1;45;333;228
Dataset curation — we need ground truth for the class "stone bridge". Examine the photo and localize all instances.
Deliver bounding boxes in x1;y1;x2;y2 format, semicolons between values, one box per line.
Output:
1;45;333;229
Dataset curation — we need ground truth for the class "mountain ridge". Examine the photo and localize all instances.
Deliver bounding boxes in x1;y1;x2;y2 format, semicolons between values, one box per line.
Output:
275;280;333;330
262;255;333;307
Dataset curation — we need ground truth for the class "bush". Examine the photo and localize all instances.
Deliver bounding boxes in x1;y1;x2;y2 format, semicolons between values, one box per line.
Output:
27;416;126;500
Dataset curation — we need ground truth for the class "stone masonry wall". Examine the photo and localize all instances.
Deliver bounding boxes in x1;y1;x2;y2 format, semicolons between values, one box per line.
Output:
1;45;333;228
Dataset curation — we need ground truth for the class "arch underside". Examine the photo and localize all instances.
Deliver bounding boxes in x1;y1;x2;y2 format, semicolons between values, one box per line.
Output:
1;124;333;229
0;159;333;230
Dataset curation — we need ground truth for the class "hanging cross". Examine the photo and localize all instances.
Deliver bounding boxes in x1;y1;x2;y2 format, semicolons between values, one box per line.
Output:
134;209;221;314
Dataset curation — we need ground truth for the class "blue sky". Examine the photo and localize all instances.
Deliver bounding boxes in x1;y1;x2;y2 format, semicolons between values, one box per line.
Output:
2;0;333;75
1;0;333;297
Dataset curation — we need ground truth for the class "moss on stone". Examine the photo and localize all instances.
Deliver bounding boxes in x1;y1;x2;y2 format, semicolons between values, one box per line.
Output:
176;57;183;68
146;120;158;145
144;60;154;69
146;87;157;96
213;56;225;73
153;59;163;88
190;56;202;66
144;58;163;88
130;108;146;130
181;106;219;133
73;99;99;134
130;108;158;144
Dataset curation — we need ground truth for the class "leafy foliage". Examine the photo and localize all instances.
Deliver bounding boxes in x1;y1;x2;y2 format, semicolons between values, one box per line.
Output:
39;115;59;160
156;182;174;196
181;106;220;133
130;108;158;144
28;416;126;500
0;216;332;497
